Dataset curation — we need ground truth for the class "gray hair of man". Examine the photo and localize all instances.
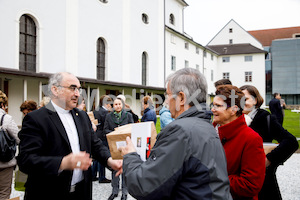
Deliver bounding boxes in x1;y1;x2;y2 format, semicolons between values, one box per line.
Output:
166;68;207;106
48;72;71;97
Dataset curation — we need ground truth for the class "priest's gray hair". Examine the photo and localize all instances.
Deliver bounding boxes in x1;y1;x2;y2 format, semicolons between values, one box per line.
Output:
48;72;71;97
166;68;207;106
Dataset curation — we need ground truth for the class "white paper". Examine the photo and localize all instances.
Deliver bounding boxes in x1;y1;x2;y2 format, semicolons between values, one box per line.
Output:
131;122;152;161
116;141;127;149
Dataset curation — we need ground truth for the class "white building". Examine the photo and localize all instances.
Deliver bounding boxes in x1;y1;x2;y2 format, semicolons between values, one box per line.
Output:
0;1;266;126
207;19;266;104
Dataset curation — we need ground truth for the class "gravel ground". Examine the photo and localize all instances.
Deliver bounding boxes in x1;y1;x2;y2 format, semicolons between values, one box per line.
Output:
10;153;300;200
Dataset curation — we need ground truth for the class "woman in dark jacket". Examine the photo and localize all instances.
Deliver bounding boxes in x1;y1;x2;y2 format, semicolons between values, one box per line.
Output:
141;95;156;124
240;85;299;200
103;97;133;200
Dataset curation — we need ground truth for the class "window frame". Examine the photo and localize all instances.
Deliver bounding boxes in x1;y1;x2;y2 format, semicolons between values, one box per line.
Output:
245;71;252;82
223;72;230;79
96;38;106;80
171;55;176;71
169;14;175;25
244;55;253;62
19;14;37;72
222;57;230;63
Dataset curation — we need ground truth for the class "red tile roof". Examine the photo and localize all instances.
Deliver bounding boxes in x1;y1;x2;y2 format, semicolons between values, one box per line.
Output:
248;26;300;46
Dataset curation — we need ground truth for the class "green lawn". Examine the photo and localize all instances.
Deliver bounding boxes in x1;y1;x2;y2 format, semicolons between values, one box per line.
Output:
156;110;300;147
282;109;300;147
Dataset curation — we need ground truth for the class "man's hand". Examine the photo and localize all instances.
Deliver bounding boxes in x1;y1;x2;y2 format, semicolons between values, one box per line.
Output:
60;151;92;171
118;136;136;156
107;157;123;176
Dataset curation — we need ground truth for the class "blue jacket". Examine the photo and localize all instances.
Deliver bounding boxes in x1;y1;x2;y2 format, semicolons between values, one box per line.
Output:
159;106;174;129
141;107;156;125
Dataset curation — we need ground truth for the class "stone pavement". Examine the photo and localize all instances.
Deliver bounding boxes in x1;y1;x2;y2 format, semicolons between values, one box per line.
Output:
10;153;300;200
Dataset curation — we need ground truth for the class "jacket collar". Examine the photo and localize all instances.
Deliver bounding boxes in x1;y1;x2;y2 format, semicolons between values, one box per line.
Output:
45;101;85;151
217;114;247;142
176;103;211;122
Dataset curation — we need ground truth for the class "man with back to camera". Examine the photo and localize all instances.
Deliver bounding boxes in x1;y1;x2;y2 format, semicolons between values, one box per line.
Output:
119;68;232;200
17;72;122;200
269;93;284;125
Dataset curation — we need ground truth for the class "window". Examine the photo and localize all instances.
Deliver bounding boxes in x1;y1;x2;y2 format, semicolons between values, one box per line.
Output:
203;51;207;57
211;54;214;60
142;13;149;24
245;71;252;82
211;70;214;81
19;14;37;72
169;14;175;25
196;64;199;70
171;56;176;71
142;52;147;85
196;47;199;54
184;42;189;50
229;39;233;44
229;28;233;33
97;38;106;80
171;34;175;44
223;72;230;79
222;57;230;62
185;60;189;68
245;55;253;62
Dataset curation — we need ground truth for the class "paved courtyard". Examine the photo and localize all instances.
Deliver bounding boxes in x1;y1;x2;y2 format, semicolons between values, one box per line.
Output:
10;153;300;200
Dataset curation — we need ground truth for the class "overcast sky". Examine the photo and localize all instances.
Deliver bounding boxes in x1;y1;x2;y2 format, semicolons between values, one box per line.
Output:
184;0;300;45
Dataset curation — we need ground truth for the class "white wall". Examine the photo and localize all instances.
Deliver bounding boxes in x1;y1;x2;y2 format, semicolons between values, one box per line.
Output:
216;53;266;103
208;20;263;49
165;0;185;33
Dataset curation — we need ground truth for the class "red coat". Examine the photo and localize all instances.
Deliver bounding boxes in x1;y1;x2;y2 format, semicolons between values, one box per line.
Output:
216;115;265;200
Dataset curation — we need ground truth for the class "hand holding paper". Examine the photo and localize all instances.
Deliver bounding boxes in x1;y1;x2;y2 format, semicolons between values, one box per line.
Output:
119;136;137;156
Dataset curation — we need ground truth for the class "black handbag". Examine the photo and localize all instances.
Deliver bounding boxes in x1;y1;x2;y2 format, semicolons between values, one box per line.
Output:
0;114;17;162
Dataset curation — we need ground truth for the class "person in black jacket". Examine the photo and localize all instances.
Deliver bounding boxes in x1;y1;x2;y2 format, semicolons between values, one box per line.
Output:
103;97;134;200
240;85;299;200
269;93;284;125
92;95;113;183
17;72;122;200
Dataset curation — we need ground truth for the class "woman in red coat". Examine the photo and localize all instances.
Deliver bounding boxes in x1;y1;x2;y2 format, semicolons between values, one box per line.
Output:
211;85;265;200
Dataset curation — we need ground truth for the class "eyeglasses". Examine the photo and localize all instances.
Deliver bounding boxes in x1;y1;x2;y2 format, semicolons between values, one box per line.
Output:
57;85;82;94
212;104;227;110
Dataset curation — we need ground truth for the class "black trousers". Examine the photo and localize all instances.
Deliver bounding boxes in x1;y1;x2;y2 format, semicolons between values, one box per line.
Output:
258;165;282;200
69;181;85;200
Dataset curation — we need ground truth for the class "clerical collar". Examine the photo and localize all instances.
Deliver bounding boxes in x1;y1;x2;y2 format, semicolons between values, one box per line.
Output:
51;101;70;114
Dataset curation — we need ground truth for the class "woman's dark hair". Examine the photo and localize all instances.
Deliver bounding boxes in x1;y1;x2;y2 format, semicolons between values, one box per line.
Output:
240;85;264;108
20;100;38;112
215;85;244;116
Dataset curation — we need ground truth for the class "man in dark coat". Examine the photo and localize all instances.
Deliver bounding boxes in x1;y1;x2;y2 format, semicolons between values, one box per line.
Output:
17;72;122;200
92;95;113;183
119;68;232;200
269;93;284;125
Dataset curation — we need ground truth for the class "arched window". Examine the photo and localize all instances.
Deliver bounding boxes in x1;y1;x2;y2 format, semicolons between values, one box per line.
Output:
142;13;149;24
19;14;37;72
97;38;105;80
142;52;147;86
169;14;175;25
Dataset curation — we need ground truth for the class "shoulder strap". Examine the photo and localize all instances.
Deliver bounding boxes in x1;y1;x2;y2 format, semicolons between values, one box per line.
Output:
0;114;5;126
267;114;271;137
